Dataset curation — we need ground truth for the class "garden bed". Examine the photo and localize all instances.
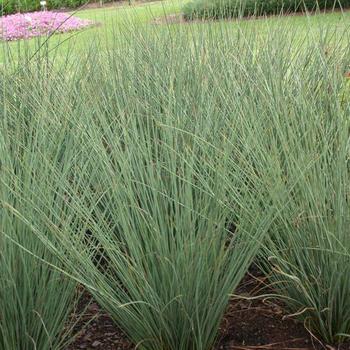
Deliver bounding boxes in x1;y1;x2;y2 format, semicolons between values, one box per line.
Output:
68;266;348;350
0;11;95;41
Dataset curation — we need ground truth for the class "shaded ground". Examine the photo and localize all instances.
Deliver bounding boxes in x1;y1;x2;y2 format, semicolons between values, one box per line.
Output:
216;266;321;350
67;265;350;350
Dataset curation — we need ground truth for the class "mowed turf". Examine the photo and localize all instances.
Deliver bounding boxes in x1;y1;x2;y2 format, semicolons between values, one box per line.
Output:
1;0;350;65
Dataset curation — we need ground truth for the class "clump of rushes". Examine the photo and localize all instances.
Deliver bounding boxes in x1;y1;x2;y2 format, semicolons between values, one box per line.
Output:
75;121;268;350
3;24;275;350
0;58;88;350
215;27;350;344
3;15;350;350
33;69;271;350
257;72;350;344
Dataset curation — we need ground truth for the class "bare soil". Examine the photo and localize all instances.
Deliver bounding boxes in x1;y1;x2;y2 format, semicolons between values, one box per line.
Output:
66;265;350;350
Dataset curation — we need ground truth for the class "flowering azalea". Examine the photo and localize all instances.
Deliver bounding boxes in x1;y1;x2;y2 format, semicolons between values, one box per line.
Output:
0;11;94;41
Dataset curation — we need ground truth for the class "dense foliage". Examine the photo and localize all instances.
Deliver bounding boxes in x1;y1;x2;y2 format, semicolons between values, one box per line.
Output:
0;0;113;15
183;0;350;20
1;14;349;350
0;61;82;350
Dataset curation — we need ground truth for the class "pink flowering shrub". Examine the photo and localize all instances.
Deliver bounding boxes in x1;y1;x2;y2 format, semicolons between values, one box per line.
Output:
0;11;94;41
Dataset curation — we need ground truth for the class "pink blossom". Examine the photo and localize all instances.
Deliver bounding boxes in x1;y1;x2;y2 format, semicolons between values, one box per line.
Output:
0;11;95;41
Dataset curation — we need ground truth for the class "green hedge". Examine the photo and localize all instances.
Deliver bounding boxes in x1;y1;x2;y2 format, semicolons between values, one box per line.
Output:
0;0;113;15
183;0;350;20
1;0;37;14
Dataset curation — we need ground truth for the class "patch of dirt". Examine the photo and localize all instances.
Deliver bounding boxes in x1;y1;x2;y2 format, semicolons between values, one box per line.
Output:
217;265;321;350
67;266;350;350
66;289;132;350
152;13;186;25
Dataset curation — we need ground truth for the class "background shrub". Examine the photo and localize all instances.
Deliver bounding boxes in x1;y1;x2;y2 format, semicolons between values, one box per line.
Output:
183;0;350;20
0;0;115;15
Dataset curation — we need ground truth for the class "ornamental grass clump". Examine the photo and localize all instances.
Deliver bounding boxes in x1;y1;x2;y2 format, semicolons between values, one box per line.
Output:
2;14;350;350
212;26;350;345
2;23;276;350
257;74;350;344
0;60;88;350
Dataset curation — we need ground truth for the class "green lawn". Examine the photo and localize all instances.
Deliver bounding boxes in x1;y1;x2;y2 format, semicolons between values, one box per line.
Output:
0;0;187;63
1;0;350;64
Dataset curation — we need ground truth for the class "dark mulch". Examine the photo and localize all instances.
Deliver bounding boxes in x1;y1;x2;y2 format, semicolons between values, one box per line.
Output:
66;290;132;350
67;266;350;350
216;266;321;350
